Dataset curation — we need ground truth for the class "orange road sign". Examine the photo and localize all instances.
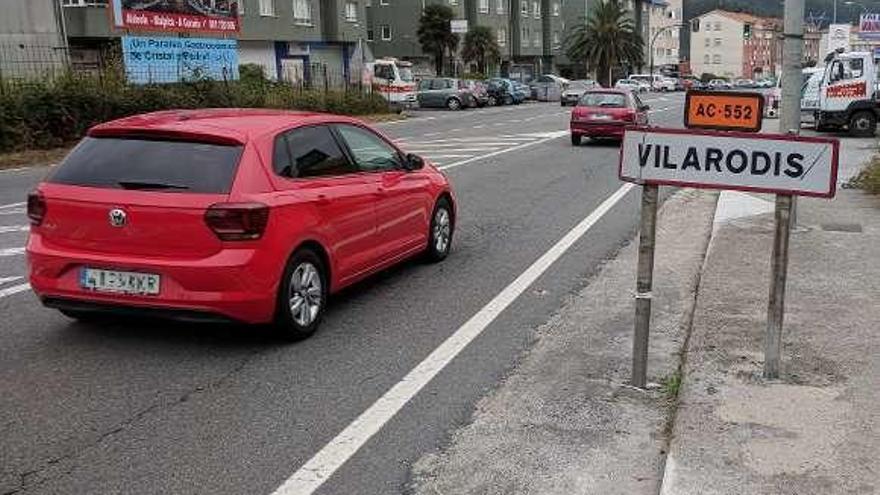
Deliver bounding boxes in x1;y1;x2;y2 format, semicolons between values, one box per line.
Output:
684;91;764;132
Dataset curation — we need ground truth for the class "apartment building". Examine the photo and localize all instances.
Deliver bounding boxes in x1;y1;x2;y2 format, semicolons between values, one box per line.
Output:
366;0;564;80
59;0;366;83
647;0;681;71
690;10;781;79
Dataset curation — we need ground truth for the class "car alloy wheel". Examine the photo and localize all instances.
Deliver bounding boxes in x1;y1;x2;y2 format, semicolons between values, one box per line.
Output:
488;95;497;106
289;262;322;327
275;248;327;339
447;98;462;110
426;198;453;262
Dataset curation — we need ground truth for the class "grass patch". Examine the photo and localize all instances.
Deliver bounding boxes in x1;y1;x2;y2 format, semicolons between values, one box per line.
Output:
661;371;682;400
848;155;880;194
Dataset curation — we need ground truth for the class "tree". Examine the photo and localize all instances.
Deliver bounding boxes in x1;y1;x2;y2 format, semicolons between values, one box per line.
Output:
417;4;459;76
462;25;501;76
564;0;644;87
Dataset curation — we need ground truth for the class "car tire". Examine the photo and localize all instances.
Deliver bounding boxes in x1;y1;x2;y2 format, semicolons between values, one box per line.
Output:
274;248;328;340
571;134;581;146
447;97;462;111
504;94;513;105
849;111;877;137
425;198;454;263
487;95;497;106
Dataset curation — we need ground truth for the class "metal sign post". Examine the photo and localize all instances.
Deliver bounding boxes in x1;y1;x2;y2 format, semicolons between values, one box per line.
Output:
632;184;658;389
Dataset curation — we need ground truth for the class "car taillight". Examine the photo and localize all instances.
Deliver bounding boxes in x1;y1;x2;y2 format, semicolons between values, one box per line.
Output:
204;203;269;241
27;192;46;226
624;111;636;122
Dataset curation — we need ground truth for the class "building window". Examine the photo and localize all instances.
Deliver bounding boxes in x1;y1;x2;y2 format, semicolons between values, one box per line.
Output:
521;1;528;14
704;54;710;64
496;0;504;13
552;1;560;15
345;1;358;21
498;27;507;46
534;30;540;46
365;0;371;6
381;24;391;40
521;26;529;46
449;0;458;5
715;21;722;31
704;38;710;47
479;0;489;12
533;1;540;18
293;0;312;24
367;28;374;41
713;54;721;64
260;0;275;16
714;38;721;46
380;0;388;5
552;30;560;48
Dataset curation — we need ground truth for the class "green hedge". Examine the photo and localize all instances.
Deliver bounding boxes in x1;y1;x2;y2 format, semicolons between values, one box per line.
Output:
0;69;389;153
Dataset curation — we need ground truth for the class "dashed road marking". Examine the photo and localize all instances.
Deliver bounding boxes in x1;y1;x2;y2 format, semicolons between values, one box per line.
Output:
0;283;31;299
0;247;25;257
0;225;29;234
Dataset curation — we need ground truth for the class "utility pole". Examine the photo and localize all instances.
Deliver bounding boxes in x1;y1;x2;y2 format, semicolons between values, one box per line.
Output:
764;0;804;379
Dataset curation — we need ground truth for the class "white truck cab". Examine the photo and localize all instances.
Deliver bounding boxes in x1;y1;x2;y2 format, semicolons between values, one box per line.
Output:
367;58;417;112
815;50;880;136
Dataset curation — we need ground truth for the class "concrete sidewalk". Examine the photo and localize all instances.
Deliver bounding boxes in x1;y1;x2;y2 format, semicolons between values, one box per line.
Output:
661;156;880;492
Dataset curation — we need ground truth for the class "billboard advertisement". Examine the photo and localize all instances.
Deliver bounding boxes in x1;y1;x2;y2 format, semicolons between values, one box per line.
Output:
859;14;880;38
111;0;240;33
121;35;239;84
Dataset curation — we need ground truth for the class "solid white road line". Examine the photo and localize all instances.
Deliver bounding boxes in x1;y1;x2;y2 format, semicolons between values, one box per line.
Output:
0;276;23;285
438;131;567;171
270;183;635;495
409;147;501;154
0;225;29;234
0;202;25;209
0;247;25;257
0;283;31;299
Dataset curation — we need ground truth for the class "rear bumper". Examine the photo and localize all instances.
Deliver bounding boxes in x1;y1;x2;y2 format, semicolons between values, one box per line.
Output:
27;235;278;324
570;122;626;138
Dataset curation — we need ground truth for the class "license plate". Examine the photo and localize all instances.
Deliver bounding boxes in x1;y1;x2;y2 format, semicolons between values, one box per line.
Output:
590;114;613;120
79;268;161;296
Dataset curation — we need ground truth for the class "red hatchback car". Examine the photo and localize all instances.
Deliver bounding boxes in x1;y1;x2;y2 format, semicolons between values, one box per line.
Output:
569;89;650;145
27;109;456;338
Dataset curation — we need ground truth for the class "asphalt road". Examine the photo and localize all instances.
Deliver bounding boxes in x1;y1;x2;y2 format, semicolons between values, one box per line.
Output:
0;92;687;495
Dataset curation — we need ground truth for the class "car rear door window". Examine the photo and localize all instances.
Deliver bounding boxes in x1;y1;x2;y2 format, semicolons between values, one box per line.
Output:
335;125;402;172
48;137;242;194
274;125;355;179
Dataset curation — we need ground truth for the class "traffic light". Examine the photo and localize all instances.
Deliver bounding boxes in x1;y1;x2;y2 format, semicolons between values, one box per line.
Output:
744;24;752;39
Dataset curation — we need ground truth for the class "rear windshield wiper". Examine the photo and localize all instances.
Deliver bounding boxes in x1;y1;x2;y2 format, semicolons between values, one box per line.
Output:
118;180;190;191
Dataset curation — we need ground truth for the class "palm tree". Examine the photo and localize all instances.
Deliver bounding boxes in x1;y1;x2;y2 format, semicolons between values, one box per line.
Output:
565;0;644;87
417;4;459;76
462;26;501;76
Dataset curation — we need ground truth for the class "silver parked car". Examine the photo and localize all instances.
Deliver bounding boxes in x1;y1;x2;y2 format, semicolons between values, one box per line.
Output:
560;79;600;106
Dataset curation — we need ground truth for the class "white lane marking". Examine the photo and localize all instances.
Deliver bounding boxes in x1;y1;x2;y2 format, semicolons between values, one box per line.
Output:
0;282;31;299
270;183;635;495
438;131;567;171
0;247;25;257
409;147;501;153
0;209;25;216
0;276;23;285
0;225;29;234
420;154;473;159
0;202;25;209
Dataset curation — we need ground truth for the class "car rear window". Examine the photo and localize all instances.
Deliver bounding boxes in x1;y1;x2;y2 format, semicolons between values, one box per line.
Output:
49;137;243;194
579;93;627;108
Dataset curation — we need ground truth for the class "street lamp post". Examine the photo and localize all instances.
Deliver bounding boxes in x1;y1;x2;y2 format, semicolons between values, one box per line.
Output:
649;23;684;78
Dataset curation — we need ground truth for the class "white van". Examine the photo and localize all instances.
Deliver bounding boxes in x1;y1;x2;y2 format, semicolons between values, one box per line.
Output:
630;74;664;91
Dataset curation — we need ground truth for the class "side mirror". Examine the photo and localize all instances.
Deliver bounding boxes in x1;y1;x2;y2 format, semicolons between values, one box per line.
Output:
404;153;425;171
640;104;651;111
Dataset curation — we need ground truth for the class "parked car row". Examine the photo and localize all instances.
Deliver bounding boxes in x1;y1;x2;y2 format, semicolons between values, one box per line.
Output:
415;77;530;110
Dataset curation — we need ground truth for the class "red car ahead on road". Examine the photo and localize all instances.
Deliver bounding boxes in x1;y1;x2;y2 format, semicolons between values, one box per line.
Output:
27;109;456;339
569;89;650;145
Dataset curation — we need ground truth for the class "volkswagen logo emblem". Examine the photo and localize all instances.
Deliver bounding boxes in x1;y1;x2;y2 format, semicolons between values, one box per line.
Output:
109;208;127;228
